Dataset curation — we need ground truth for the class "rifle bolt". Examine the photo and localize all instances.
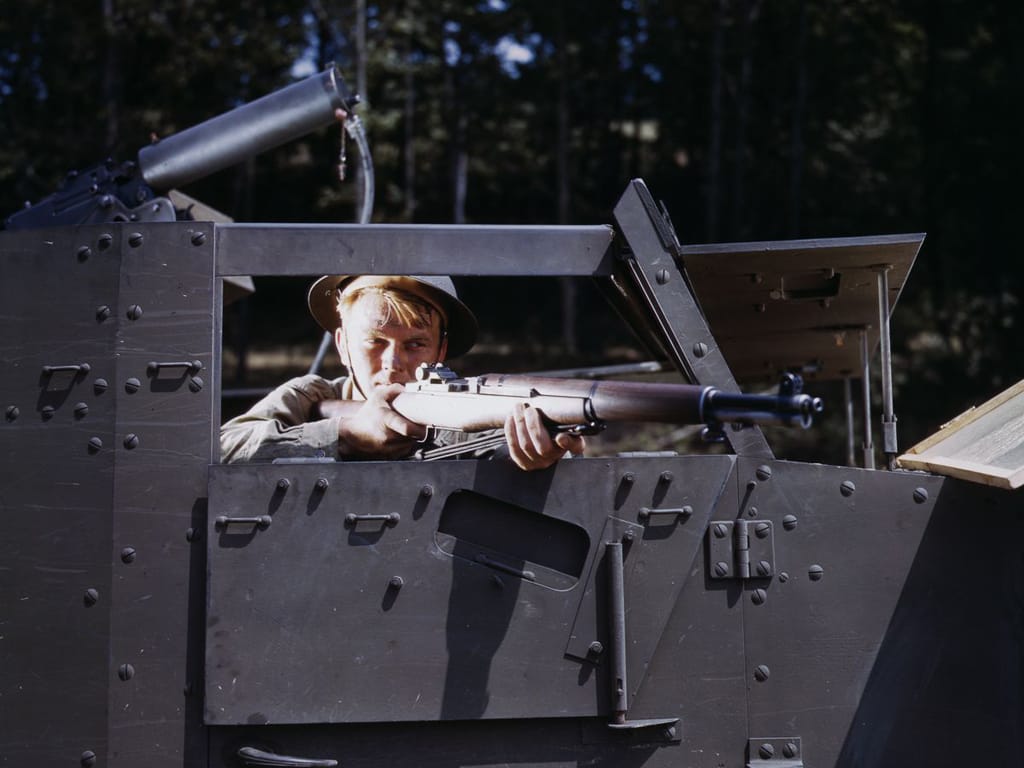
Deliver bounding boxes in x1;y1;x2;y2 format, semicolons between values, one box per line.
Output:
692;342;708;358
655;268;671;284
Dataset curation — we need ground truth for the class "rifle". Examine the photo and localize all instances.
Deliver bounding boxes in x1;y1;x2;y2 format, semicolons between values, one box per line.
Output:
319;364;823;457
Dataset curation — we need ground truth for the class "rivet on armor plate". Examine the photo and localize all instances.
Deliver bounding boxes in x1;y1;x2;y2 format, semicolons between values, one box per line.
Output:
83;588;99;606
754;664;770;682
123;433;139;449
782;514;798;530
74;402;89;419
77;245;92;262
121;547;136;564
93;378;108;395
840;480;856;497
118;663;135;681
808;564;824;581
88;437;103;453
4;405;18;422
913;487;928;504
755;465;772;481
191;231;207;246
124;377;140;393
126;304;143;321
128;232;143;247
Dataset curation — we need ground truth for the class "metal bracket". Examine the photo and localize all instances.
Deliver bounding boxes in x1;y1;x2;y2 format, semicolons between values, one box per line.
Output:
708;519;775;580
747;737;802;767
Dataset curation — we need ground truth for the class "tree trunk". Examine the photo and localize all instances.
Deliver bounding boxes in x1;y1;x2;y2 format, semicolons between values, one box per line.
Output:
787;0;807;237
706;0;726;241
730;0;762;239
102;0;118;150
403;44;417;221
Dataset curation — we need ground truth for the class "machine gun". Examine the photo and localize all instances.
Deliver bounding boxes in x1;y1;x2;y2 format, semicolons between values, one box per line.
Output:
4;65;361;230
319;363;824;456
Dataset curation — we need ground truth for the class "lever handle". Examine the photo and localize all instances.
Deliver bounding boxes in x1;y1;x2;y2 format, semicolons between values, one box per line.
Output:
237;746;337;768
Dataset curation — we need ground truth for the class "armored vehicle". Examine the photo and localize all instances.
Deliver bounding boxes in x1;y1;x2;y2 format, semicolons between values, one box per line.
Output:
2;69;1021;768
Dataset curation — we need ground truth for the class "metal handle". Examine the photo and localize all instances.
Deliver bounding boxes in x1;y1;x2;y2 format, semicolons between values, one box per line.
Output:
237;746;337;768
345;512;400;528
42;363;91;375
638;506;693;521
215;515;272;530
475;553;536;581
147;360;203;374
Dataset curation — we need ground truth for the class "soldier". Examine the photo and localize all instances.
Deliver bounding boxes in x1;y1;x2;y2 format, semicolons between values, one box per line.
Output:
221;274;585;469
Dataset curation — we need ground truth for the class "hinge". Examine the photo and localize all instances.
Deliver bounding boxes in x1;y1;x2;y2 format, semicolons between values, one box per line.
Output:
747;737;802;767
708;519;775;580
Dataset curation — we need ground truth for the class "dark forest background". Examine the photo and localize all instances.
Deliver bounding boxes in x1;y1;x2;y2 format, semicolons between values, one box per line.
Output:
2;0;1022;463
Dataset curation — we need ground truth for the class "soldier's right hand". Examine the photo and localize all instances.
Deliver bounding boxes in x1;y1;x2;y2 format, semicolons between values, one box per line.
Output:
336;383;427;459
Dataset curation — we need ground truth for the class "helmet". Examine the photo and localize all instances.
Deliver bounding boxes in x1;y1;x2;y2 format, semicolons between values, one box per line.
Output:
307;274;478;359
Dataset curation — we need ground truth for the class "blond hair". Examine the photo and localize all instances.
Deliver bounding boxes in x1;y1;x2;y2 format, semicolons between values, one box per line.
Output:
337;285;442;332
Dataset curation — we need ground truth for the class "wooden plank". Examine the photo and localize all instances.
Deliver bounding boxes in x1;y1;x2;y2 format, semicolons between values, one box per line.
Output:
897;378;1024;489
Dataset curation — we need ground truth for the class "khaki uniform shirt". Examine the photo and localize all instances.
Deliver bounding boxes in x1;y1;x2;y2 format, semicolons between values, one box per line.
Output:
220;374;490;463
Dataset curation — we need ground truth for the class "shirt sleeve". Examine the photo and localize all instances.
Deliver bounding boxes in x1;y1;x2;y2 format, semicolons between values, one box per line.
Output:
219;375;347;463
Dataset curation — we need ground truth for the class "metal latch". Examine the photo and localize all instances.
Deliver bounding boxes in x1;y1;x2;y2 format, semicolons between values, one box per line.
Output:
708;519;774;580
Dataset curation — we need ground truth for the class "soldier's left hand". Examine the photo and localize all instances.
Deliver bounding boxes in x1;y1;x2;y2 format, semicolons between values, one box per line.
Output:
504;402;585;471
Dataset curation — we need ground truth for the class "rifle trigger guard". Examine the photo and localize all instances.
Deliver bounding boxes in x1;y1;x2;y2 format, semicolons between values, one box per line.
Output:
561;421;605;437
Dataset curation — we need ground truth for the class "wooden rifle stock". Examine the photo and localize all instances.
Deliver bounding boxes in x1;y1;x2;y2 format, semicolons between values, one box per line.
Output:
317;366;823;434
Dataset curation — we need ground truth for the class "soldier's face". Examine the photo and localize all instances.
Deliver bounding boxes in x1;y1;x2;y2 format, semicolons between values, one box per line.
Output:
335;294;447;395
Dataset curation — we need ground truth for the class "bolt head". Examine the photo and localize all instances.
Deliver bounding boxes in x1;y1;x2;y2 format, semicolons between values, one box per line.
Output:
88;436;103;453
713;523;728;538
126;304;143;321
420;484;434;497
5;405;18;422
190;231;207;246
693;342;709;358
276;478;291;491
83;588;99;606
713;561;730;578
913;487;929;504
751;588;767;605
809;564;824;581
123;433;139;449
315;477;329;491
74;402;89;419
81;750;97;767
784;742;799;759
128;232;143;247
118;663;135;681
759;743;775;759
755;464;772;481
77;245;92;262
754;521;771;538
840;480;856;497
588;641;604;655
120;547;136;564
389;576;404;589
754;664;770;682
782;514;798;530
188;376;204;393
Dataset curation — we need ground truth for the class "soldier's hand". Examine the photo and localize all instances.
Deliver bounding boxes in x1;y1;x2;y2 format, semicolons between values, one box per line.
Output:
337;383;426;459
504;402;585;471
